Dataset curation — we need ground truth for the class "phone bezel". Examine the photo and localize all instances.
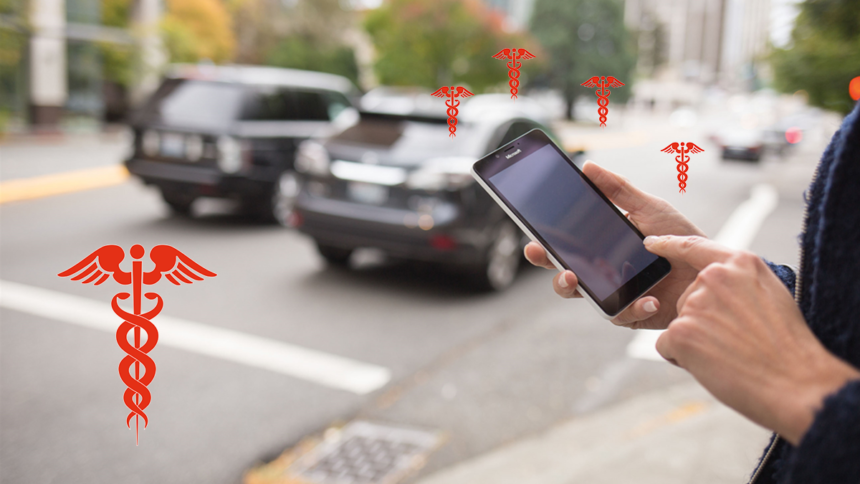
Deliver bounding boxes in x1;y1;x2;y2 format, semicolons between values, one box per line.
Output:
472;128;671;318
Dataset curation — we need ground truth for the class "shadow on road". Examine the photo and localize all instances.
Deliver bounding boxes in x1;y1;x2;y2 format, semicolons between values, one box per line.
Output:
298;252;540;301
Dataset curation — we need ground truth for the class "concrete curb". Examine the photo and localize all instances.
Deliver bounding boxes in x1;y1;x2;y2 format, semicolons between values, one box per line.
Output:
416;383;772;484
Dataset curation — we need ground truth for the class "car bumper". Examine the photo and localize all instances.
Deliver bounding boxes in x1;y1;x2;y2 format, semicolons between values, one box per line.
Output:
125;158;277;197
294;193;489;265
721;147;762;160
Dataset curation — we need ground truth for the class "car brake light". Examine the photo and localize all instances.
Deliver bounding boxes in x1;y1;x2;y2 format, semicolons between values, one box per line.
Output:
430;234;457;250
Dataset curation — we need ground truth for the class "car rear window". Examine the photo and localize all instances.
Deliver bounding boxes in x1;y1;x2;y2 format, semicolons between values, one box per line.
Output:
137;79;244;130
240;89;330;121
136;79;342;130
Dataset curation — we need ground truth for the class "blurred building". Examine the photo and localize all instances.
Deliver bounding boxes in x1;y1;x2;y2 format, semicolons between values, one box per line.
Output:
1;0;162;129
483;0;536;31
624;0;772;108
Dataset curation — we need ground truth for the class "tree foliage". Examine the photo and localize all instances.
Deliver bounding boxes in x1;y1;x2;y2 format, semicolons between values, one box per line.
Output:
267;36;359;84
364;0;537;93
161;0;236;64
529;0;636;119
771;0;860;114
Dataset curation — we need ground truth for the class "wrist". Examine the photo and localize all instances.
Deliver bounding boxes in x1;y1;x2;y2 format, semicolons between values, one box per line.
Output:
778;353;860;445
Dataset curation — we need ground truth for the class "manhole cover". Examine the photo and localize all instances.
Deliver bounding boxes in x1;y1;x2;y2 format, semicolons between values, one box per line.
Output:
289;421;441;484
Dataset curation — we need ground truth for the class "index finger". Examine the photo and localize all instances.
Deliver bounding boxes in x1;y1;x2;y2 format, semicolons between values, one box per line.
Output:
643;235;734;271
582;161;654;214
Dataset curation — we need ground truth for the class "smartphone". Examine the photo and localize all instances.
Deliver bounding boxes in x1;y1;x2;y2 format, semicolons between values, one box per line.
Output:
471;129;671;319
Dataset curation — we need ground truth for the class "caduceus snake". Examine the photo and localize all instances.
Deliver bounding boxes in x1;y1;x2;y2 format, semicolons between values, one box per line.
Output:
675;150;690;193
596;85;611;127
507;58;522;99
112;292;162;428
445;98;460;137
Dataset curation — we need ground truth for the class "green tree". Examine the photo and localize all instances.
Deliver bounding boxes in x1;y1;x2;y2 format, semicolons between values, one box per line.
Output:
161;0;236;64
771;0;860;114
530;0;636;119
364;0;535;92
266;36;359;84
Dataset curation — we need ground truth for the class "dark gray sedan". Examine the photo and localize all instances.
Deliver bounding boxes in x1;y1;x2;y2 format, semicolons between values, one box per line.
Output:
292;92;570;290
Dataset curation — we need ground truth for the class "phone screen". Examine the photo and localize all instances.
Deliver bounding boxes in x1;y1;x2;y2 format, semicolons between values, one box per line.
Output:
487;144;659;302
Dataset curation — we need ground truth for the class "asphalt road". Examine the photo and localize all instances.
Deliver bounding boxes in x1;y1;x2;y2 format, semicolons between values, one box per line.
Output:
0;109;827;484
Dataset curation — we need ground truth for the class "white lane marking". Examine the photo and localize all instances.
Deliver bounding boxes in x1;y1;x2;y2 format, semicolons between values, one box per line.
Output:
712;184;780;250
0;280;391;394
626;330;665;361
627;183;779;361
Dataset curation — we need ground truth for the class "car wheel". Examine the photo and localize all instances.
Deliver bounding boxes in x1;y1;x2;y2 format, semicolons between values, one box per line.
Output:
473;221;521;291
160;189;195;216
316;242;353;267
262;170;300;226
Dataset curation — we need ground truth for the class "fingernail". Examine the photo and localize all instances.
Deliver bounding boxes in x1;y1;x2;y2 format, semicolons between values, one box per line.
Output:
644;235;659;246
644;300;658;313
558;272;569;288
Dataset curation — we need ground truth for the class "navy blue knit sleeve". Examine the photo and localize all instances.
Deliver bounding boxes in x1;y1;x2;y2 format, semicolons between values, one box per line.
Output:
764;259;796;296
781;379;860;484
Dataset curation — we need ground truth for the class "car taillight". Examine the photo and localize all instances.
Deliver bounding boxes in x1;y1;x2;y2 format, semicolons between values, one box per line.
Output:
217;136;245;173
142;130;160;157
185;135;204;161
430;234;457;250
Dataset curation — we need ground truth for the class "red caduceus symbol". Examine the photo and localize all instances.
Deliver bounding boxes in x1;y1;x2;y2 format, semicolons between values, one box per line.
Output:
581;76;625;127
492;48;536;99
58;245;215;444
431;86;474;137
660;142;705;193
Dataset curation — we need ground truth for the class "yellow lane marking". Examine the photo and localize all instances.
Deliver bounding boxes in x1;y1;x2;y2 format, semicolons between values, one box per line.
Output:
626;400;709;439
0;165;130;204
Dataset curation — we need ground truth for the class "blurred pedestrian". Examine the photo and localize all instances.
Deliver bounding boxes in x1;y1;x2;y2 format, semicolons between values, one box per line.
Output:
525;101;860;483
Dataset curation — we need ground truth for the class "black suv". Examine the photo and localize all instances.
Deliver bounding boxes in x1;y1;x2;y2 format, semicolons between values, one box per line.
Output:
125;64;359;223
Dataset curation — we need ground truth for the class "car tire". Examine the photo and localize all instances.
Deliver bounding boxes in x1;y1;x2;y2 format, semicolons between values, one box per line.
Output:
471;221;522;291
257;170;300;226
316;242;353;267
160;189;195;216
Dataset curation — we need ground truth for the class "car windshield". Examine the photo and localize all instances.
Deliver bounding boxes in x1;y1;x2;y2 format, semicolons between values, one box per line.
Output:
136;79;337;130
333;114;487;165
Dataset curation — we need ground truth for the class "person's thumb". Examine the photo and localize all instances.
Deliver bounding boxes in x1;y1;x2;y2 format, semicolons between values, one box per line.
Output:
582;161;652;213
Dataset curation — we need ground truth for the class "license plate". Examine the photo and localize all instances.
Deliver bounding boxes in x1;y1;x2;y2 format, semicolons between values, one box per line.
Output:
347;182;388;205
161;133;185;158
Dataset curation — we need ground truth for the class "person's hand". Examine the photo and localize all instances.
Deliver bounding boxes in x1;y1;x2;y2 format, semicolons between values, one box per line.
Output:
524;160;705;329
646;235;860;445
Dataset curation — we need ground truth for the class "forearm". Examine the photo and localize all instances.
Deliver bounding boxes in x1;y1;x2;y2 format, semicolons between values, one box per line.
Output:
779;378;860;483
778;354;860;446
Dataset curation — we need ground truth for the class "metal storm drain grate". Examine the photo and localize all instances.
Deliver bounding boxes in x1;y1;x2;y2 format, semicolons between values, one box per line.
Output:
288;421;441;484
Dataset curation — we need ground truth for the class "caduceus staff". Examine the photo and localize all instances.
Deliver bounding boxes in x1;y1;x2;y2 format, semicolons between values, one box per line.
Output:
431;86;474;137
661;142;705;193
581;76;625;127
59;245;215;444
492;48;536;99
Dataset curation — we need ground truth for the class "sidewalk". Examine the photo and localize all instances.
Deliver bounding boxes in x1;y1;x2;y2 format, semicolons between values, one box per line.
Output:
415;383;772;484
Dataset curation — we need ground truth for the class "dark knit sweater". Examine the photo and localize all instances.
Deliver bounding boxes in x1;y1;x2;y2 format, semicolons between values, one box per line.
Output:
754;101;860;483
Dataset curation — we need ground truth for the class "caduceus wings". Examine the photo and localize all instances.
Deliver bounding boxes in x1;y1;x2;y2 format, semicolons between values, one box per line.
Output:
581;76;601;88
605;77;625;88
518;49;536;60
661;142;681;154
492;49;512;60
686;142;705;154
143;245;216;285
431;87;451;98
455;87;474;98
58;245;131;285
